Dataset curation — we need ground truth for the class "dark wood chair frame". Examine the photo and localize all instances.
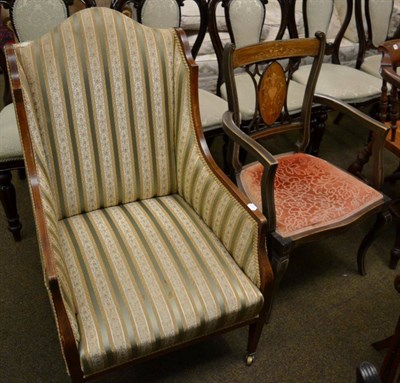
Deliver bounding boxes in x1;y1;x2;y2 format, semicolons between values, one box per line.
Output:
377;40;400;270
5;24;274;382
222;32;391;290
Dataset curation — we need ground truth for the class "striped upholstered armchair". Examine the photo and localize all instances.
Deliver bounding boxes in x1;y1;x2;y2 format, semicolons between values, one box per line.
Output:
6;7;274;382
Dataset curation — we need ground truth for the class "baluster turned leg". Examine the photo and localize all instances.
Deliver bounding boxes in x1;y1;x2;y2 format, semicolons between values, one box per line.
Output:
0;170;22;241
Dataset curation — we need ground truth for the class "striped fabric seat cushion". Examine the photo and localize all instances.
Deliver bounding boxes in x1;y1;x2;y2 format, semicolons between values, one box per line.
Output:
57;194;263;376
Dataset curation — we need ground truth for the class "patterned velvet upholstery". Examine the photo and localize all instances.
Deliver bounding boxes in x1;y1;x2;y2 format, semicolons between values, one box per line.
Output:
9;7;270;380
239;153;383;239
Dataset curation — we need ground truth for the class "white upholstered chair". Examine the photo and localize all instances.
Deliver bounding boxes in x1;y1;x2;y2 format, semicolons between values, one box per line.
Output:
6;7;274;381
288;0;385;154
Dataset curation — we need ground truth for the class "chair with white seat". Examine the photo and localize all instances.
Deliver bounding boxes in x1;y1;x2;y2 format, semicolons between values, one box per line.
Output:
288;0;384;155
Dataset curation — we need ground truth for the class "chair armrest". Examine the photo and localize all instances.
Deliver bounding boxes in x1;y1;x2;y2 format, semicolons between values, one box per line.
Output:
313;93;389;189
222;111;279;233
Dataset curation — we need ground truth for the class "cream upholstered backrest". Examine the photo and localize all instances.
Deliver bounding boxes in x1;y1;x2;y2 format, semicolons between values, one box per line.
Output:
13;8;179;219
227;0;265;48
369;0;393;47
12;0;68;42
140;0;181;28
304;0;334;36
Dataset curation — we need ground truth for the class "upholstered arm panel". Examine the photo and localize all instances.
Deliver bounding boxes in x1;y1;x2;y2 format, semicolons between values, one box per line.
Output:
13;10;178;219
16;66;80;344
174;42;262;288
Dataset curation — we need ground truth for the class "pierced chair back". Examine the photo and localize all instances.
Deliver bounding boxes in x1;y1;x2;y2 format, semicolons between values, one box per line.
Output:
209;0;287;95
223;33;326;221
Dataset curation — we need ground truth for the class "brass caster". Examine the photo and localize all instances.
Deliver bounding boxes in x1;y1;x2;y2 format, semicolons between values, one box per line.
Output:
246;354;255;366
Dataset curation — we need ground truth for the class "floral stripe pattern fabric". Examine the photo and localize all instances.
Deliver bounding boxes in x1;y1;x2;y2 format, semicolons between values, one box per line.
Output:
239;153;384;238
15;8;177;219
173;46;262;288
58;195;263;375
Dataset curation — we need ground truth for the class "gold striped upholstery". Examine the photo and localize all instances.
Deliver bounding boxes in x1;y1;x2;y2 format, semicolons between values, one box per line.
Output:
58;194;263;375
15;9;177;219
12;7;266;377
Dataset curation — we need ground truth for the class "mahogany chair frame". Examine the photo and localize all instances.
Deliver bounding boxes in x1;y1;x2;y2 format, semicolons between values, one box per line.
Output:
222;33;391;289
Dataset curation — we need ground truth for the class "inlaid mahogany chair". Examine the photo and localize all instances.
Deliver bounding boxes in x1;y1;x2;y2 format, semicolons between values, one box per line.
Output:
131;0;229;140
0;0;72;241
6;7;274;381
288;0;384;155
222;32;391;287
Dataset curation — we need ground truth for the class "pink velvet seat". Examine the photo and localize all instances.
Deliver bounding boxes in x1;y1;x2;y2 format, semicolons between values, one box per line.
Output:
240;153;383;239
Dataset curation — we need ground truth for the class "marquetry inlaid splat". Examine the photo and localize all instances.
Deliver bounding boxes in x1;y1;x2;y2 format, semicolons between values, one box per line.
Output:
258;61;286;125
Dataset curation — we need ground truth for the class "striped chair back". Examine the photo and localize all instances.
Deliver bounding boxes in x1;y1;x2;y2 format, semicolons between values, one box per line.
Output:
12;7;181;218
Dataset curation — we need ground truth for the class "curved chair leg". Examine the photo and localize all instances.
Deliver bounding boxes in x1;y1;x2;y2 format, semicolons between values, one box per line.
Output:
357;210;392;276
0;170;22;241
